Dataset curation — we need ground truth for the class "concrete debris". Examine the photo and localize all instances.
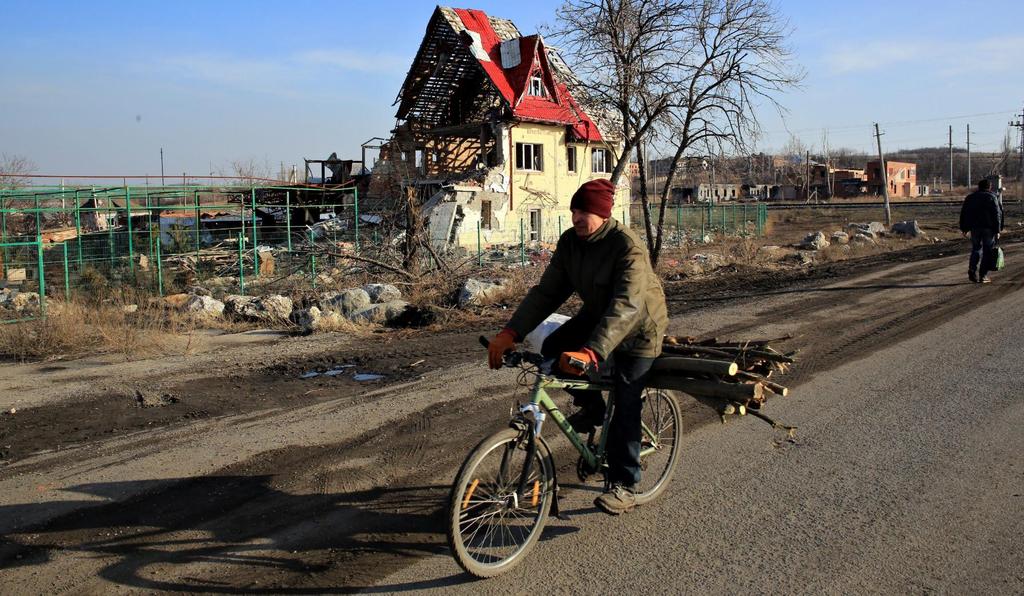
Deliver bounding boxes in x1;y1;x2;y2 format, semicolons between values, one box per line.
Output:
8;292;41;312
224;294;293;322
851;233;876;245
691;253;728;271
349;300;410;324
848;222;886;238
458;278;505;306
183;295;225;317
800;231;830;250
291;306;347;333
122;304;139;314
363;283;402;303
830;231;850;245
890;220;922;238
320;288;371;316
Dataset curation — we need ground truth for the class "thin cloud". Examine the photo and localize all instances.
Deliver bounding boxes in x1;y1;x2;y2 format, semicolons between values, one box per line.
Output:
297;49;407;74
824;36;1024;76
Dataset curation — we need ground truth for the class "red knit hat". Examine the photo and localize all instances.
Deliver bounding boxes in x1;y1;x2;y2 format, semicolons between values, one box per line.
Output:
570;178;615;219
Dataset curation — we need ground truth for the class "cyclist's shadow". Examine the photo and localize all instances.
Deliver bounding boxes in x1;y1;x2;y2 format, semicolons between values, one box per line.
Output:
0;475;480;593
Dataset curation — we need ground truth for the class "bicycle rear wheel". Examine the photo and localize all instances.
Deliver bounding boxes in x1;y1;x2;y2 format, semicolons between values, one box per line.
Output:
633;388;682;505
446;428;554;578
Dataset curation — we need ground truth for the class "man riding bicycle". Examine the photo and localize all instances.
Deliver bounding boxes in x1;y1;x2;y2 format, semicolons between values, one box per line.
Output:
487;178;668;515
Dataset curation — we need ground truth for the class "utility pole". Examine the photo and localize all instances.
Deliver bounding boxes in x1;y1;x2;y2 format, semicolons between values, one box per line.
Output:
874;123;892;225
160;148;165;187
1011;105;1024;200
948;126;953;193
966;124;972;187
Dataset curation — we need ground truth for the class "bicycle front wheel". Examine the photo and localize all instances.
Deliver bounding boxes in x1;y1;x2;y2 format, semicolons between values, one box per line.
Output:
446;428;554;578
633;388;683;505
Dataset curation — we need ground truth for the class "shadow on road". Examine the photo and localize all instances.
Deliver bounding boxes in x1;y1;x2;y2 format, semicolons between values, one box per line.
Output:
0;476;478;593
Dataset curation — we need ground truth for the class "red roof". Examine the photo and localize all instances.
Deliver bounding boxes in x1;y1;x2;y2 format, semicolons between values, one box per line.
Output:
452;8;603;141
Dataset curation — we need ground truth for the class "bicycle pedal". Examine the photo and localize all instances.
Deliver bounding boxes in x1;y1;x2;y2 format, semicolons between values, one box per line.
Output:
554;512;573;521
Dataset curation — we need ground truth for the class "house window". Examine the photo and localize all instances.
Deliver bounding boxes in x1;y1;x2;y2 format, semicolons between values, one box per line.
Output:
528;76;546;97
567;146;577;173
592;148;612;174
480;199;492;230
414;149;425;173
516;142;544;171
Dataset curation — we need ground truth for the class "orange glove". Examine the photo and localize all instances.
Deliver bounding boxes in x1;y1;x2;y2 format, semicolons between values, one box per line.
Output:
488;329;517;370
559;347;599;376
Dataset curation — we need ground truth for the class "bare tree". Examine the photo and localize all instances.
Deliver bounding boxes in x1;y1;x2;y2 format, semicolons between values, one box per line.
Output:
0;154;36;191
551;0;693;185
645;0;803;264
553;0;802;264
228;158;275;186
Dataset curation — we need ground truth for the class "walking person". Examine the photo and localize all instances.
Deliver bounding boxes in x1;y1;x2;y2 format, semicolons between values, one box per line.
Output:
959;179;1003;283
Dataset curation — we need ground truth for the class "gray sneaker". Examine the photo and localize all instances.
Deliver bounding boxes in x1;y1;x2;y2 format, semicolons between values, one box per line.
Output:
594;484;636;515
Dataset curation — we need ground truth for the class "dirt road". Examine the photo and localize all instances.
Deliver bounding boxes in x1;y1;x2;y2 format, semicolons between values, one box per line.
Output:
1;238;1022;593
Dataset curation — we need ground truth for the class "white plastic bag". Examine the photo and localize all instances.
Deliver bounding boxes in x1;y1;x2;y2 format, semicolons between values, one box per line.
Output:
521;313;570;353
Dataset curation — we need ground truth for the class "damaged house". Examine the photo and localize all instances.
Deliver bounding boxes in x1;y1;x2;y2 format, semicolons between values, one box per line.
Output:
383;6;627;248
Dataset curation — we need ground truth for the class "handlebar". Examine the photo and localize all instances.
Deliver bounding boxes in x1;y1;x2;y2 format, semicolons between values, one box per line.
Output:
479;336;546;368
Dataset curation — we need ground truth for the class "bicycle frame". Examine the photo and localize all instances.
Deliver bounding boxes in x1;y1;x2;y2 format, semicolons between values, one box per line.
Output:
521;372;662;474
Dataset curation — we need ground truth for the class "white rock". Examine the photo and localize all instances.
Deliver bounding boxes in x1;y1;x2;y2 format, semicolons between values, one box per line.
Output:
349;300;410;324
800;231;830;250
458;279;505;306
184;295;224;316
363;283;402;303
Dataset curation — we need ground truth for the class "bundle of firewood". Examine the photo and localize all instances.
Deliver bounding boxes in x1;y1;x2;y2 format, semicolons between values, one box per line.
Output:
648;334;797;433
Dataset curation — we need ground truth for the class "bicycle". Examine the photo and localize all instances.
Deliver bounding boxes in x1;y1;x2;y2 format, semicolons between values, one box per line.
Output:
445;337;683;578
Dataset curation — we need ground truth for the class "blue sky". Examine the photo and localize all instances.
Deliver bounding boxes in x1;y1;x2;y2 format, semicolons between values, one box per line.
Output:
1;0;1022;180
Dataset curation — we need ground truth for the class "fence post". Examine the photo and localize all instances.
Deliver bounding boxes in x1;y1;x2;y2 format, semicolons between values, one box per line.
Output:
700;205;705;241
193;190;201;275
107;192;115;269
1;203;8;270
477;219;482;267
285;190;292;252
310;253;317;289
238;231;246;295
353;187;360;254
250;187;259;275
156;233;164;296
62;242;70;300
36;235;46;317
126;186;134;272
34;194;41;239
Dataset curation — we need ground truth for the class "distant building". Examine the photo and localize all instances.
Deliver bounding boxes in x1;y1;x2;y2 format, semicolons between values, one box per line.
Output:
866;160;917;197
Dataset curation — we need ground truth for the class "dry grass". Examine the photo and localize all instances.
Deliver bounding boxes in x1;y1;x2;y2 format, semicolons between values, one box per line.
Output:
0;290;208;362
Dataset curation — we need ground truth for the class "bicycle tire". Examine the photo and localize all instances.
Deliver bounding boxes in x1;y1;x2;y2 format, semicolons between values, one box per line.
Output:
446;428;555;578
633;388;683;505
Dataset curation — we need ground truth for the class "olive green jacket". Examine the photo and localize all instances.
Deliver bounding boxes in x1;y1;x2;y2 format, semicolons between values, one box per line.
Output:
506;218;668;359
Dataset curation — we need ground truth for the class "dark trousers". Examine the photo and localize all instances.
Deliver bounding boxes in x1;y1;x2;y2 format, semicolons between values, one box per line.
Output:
969;228;997;277
540;316;655;487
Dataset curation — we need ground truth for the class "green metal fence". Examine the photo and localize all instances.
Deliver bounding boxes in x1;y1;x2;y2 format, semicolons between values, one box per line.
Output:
0;184;361;304
628;202;768;240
